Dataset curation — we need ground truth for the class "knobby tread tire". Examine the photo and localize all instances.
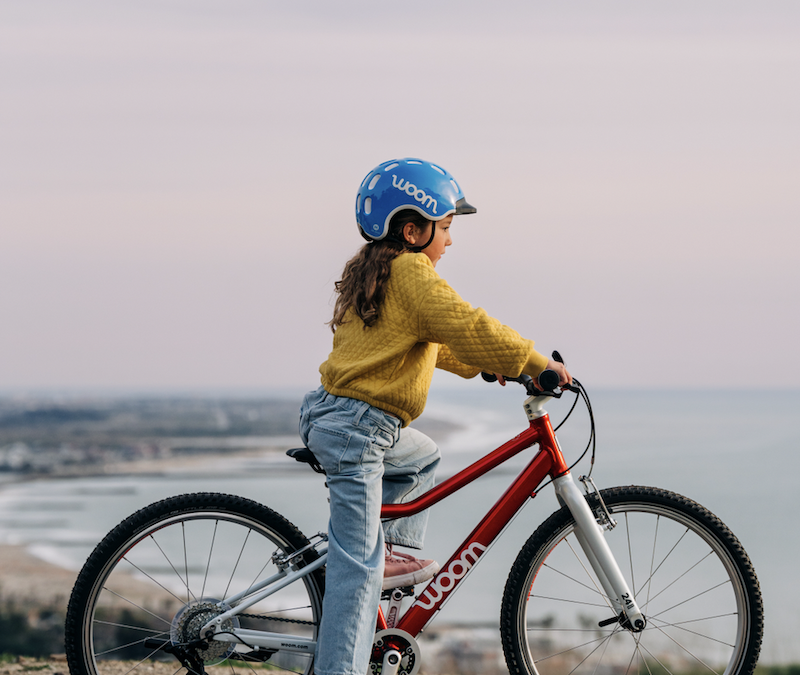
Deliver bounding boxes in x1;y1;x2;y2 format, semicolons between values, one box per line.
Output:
500;485;763;675
65;492;325;675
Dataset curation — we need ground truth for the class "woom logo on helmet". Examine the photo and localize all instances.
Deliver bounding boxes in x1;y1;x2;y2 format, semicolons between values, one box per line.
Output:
391;175;439;214
415;541;487;610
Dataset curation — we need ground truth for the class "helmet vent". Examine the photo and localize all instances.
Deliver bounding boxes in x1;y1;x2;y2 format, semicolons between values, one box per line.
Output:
364;197;372;215
450;179;460;193
431;164;446;176
356;195;361;212
407;160;422;165
368;174;381;190
384;163;399;172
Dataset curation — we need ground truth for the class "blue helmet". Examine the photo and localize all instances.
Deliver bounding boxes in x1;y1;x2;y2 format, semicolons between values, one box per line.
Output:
355;158;477;242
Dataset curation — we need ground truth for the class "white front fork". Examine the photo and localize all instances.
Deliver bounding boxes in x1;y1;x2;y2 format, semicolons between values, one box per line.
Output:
552;473;646;631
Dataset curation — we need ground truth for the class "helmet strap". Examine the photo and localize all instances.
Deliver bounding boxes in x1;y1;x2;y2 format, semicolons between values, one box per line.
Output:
402;222;436;253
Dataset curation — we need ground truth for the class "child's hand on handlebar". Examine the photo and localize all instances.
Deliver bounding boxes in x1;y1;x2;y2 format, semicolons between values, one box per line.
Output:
536;359;572;390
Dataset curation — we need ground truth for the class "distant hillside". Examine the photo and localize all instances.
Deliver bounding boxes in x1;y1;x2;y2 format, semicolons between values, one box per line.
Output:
0;396;303;446
0;395;304;476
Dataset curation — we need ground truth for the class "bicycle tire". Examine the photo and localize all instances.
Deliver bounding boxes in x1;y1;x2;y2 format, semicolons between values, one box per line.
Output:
65;492;325;675
501;485;762;675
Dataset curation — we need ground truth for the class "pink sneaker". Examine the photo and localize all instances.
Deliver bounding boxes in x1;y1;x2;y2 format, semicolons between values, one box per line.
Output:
383;546;440;590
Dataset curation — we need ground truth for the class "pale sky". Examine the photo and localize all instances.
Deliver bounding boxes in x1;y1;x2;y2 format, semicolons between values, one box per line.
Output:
2;1;799;391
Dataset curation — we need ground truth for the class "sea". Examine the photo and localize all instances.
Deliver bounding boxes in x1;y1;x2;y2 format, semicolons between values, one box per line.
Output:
0;385;797;664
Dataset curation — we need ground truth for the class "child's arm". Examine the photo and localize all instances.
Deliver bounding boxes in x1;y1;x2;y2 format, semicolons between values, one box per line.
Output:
419;280;549;378
435;344;482;378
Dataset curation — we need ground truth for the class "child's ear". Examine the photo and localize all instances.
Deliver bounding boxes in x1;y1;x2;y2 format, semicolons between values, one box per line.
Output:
402;222;418;245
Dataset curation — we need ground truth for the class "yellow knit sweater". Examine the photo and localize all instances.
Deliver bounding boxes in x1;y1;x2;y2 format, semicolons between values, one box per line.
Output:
320;252;549;426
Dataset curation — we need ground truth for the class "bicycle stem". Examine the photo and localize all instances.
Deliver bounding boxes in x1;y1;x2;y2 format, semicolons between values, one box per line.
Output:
552;473;646;631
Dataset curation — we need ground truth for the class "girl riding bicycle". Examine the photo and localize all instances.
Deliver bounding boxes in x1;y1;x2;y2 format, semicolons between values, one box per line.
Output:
299;157;571;675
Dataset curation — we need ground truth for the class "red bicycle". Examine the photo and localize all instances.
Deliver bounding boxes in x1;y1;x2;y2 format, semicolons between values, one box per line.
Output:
65;363;764;675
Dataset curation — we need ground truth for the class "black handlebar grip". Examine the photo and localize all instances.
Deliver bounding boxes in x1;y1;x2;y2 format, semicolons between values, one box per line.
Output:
481;372;498;383
538;369;560;391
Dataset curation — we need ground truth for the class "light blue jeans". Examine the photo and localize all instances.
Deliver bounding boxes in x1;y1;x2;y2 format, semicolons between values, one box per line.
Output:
299;386;440;675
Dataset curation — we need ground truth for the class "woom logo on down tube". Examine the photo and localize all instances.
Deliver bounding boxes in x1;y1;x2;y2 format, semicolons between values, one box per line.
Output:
416;542;488;610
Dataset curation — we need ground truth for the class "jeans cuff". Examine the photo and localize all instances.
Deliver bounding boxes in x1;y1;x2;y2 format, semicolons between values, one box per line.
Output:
384;536;424;550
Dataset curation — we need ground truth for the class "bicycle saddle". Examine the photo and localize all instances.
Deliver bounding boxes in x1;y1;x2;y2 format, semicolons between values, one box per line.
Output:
286;447;326;474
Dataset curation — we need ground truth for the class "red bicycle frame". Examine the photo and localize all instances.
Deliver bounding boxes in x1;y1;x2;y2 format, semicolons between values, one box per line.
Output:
377;409;571;637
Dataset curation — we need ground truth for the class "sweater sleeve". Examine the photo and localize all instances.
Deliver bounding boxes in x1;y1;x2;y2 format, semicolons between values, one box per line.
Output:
435;344;482;378
412;259;549;377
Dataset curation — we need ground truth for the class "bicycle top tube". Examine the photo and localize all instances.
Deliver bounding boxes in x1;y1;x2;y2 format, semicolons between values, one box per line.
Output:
380;393;569;520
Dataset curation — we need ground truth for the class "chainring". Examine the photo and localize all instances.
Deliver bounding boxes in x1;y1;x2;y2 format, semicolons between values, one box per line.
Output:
370;628;421;675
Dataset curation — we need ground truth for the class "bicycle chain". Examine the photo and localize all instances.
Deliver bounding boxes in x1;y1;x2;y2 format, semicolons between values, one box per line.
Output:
238;612;317;626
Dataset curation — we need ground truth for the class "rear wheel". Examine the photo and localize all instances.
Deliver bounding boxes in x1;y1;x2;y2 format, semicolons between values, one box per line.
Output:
501;485;762;675
65;492;325;675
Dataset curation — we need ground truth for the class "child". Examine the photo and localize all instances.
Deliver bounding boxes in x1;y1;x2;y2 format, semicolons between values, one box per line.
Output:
299;157;571;675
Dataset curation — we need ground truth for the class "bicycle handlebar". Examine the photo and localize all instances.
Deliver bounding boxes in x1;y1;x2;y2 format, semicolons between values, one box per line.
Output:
480;351;577;397
481;370;562;396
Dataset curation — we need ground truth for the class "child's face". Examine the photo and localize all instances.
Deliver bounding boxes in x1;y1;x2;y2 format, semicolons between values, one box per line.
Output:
421;215;453;267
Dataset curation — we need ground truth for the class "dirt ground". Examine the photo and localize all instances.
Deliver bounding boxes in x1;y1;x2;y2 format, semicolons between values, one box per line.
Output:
0;656;183;675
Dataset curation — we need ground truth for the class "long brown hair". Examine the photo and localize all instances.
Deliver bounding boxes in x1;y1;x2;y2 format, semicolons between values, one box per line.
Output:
329;210;432;331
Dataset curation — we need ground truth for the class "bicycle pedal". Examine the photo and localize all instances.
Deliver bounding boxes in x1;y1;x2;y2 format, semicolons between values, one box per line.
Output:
381;585;414;600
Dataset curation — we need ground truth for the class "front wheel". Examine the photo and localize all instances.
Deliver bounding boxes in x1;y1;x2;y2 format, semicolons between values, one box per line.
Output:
65;492;325;675
501;485;763;675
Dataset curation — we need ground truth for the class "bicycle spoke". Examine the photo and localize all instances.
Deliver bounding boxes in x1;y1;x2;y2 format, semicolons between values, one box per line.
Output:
649;620;723;675
635;525;691;600
645;514;660;620
148;534;197;604
638;550;717;611
201;519;219;600
651;579;732;620
244;553;277;602
624;512;636;607
99;586;174;627
94;633;166;658
528;594;610;610
648;613;738;648
533;631;615;665
591;625;615;675
119;650;170;675
667;611;740;628
564;536;616;611
635;639;678;675
116;558;188;607
92;619;166;636
182;521;190;604
622;632;641;675
539;559;611;599
223;528;252;601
